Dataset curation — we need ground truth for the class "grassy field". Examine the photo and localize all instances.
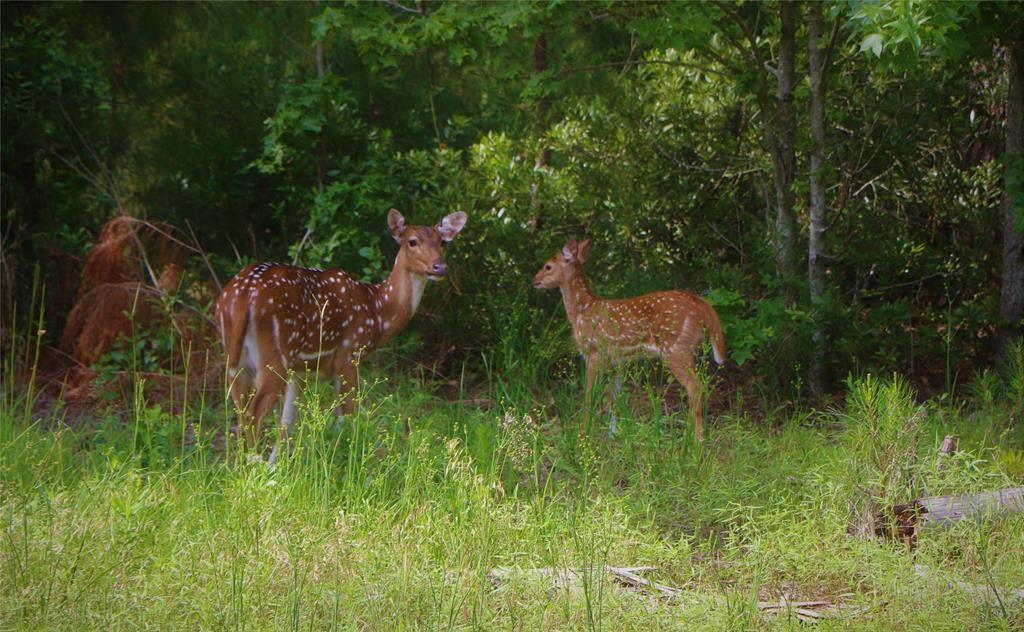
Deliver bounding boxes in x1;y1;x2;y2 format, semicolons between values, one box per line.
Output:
2;340;1024;630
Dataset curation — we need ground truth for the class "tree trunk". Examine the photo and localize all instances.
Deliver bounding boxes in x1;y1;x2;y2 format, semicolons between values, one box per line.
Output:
773;0;799;307
314;0;328;195
998;40;1024;361
807;2;828;396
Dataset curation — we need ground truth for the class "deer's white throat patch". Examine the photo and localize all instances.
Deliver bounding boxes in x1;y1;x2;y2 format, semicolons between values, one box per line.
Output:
410;274;427;313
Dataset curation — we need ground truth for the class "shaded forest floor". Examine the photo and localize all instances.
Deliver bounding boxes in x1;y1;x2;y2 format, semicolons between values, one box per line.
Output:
3;357;1023;630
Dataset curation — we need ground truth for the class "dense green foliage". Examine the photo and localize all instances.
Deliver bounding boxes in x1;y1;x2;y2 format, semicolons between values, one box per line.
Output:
3;1;1022;393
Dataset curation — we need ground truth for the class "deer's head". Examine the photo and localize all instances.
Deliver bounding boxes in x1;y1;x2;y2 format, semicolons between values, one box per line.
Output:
533;237;591;289
388;209;467;280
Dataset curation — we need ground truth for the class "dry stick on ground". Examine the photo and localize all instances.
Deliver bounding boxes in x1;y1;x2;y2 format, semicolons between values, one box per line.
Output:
756;594;879;623
487;566;681;602
486;566;659;591
488;566;870;620
606;566;681;599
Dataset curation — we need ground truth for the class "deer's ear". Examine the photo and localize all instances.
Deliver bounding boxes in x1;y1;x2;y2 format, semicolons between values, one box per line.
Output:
577;237;592;263
387;209;406;242
437;211;467;242
562;239;578;262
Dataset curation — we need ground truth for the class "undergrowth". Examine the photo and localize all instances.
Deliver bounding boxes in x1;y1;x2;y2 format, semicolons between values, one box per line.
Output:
2;334;1023;629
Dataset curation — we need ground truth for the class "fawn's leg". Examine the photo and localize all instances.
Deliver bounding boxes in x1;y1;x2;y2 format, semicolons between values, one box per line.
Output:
608;373;623;435
268;378;300;467
583;353;602;436
334;360;358;419
246;369;286;452
667;354;704;442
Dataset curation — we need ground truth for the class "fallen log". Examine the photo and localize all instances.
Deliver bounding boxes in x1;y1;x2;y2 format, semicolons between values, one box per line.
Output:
917;487;1024;527
868;486;1024;547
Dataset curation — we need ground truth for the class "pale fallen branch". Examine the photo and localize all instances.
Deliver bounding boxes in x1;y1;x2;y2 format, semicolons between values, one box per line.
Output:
486;565;659;592
488;567;883;622
757;594;880;624
606;566;681;599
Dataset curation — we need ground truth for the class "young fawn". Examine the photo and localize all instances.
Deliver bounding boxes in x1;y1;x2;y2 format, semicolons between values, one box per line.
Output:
216;209;467;464
533;238;725;440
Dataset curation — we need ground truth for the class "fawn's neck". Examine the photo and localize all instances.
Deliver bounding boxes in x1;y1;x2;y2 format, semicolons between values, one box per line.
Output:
368;250;427;345
559;265;598;327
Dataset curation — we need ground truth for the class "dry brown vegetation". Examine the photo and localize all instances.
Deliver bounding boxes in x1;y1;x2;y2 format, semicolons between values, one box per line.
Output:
50;217;221;417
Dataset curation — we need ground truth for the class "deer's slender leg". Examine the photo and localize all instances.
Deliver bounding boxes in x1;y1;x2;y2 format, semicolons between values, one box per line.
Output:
246;369;286;451
583;353;604;436
267;378;300;467
608;373;623;435
667;354;704;442
335;360;358;418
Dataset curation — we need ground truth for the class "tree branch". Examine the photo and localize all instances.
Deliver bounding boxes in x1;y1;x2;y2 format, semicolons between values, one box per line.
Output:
378;0;423;16
709;0;765;69
823;13;844;75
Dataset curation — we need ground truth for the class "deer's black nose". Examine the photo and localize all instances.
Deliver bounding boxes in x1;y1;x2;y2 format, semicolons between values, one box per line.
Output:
431;261;448;276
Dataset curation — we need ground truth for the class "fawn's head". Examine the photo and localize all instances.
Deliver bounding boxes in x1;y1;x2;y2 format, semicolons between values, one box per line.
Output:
533;237;591;289
388;209;467;280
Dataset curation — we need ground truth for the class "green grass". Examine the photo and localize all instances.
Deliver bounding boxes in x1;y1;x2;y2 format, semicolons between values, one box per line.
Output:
2;351;1023;629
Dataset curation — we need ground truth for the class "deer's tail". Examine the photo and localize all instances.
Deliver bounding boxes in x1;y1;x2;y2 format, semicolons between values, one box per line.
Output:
216;287;250;371
702;301;727;365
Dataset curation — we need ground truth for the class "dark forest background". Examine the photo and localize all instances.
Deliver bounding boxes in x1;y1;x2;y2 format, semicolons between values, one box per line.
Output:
3;0;1022;404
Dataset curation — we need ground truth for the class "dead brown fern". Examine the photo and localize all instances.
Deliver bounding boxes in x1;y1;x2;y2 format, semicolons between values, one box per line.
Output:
58;215;222;418
79;216;139;294
61;282;165;366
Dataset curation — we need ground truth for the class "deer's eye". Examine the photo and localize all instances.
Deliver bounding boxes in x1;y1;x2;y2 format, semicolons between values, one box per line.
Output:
545;264;552;271
408;238;418;247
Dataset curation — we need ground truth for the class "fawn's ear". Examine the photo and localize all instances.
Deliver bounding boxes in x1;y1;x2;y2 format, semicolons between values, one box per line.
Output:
577;237;592;263
562;239;579;262
437;211;467;242
388;209;406;242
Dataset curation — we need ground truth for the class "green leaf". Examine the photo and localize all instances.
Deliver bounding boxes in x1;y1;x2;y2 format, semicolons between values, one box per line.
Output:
860;33;884;57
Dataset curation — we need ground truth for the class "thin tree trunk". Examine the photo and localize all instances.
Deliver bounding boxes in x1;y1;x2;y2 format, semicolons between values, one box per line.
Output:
533;33;551;169
314;0;328;195
807;2;828;396
998;41;1024;360
773;0;799;307
530;33;550;230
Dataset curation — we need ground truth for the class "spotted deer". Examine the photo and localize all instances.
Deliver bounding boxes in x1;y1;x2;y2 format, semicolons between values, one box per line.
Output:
216;209;467;464
532;238;726;441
